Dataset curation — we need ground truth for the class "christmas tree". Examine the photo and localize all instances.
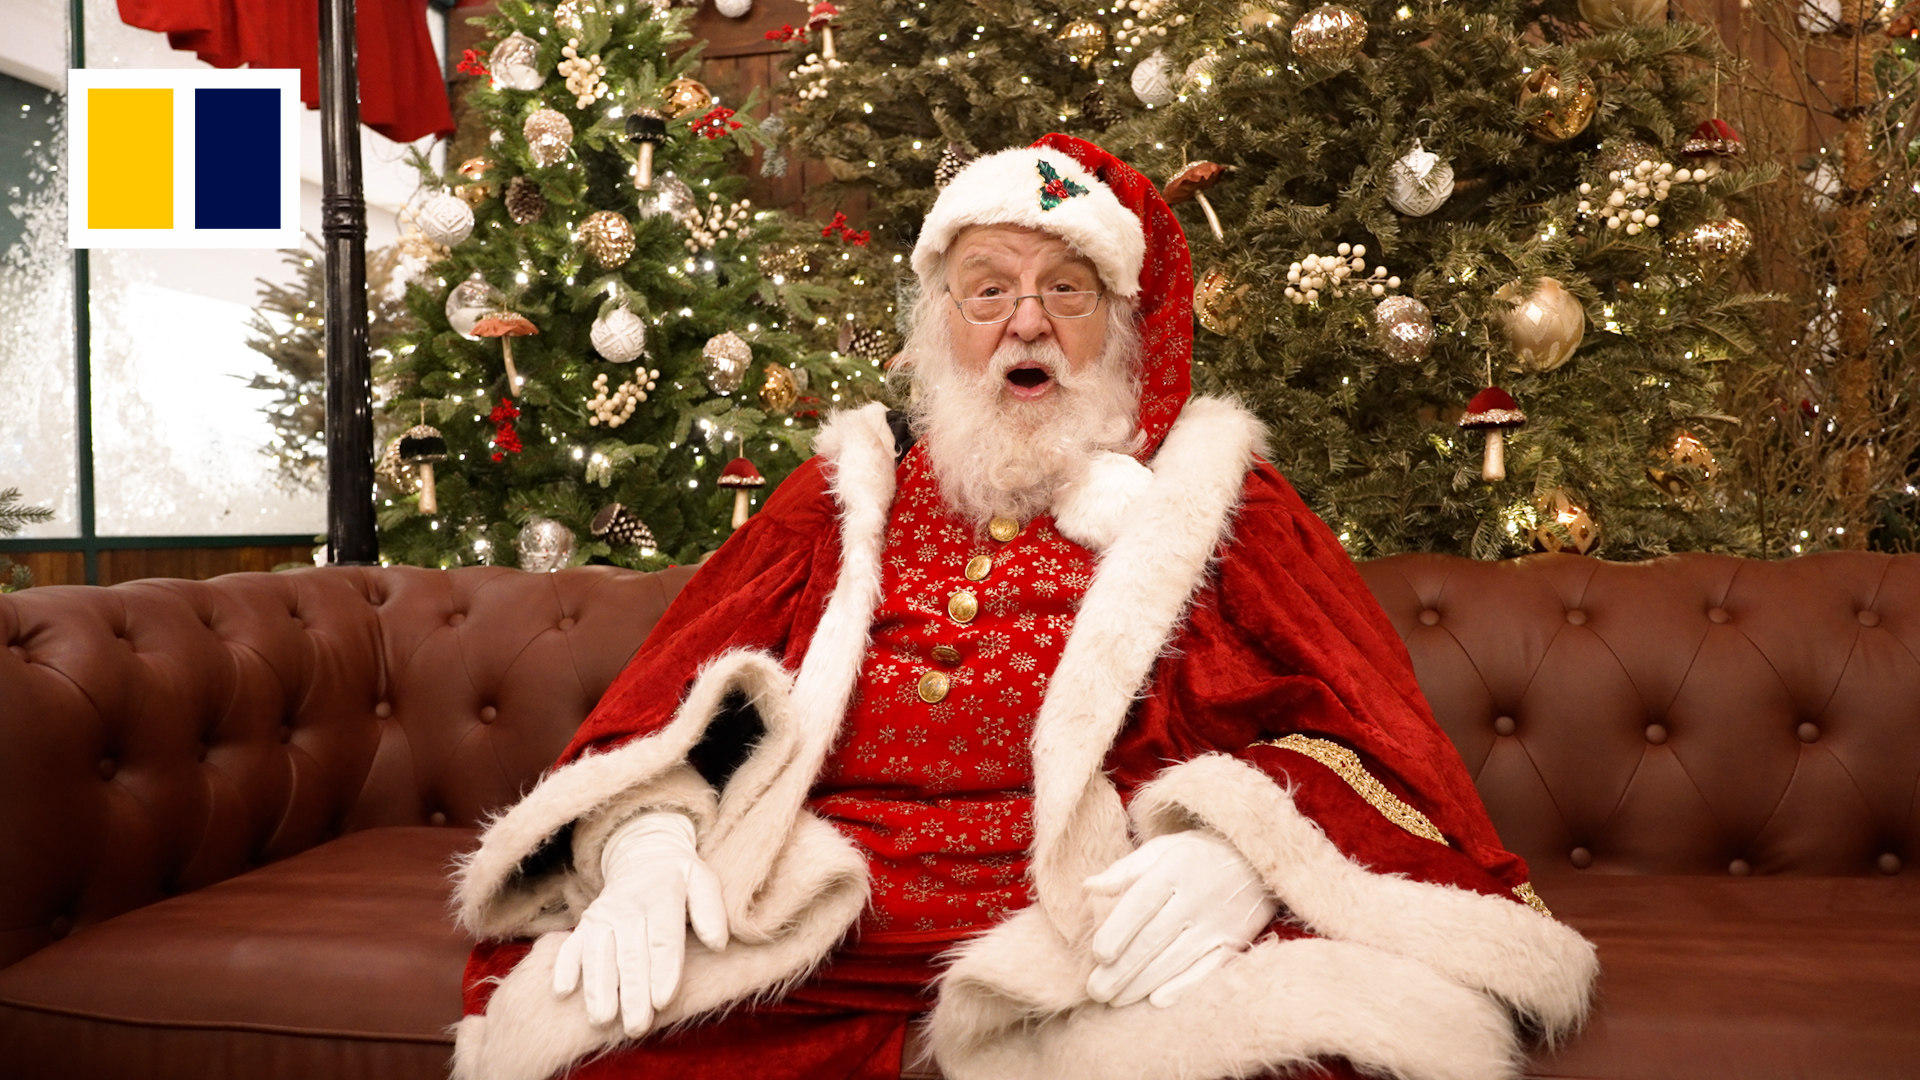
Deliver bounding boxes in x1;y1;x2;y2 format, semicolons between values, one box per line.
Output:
0;487;53;590
1092;0;1779;560
770;0;1139;358
244;238;412;492
379;0;862;570
1720;0;1920;554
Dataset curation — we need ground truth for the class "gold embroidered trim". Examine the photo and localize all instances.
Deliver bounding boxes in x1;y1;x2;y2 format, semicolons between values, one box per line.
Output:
1262;734;1450;847
1514;882;1553;918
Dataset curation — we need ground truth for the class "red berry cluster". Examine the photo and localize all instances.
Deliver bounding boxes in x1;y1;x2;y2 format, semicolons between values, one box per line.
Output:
489;397;523;462
763;24;807;42
456;48;489;78
821;211;870;246
691;106;744;140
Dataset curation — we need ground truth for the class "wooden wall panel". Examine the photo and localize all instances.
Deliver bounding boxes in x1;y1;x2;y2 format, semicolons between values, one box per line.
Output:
5;546;317;588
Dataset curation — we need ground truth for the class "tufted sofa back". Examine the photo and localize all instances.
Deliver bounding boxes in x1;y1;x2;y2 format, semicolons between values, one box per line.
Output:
0;564;693;968
1357;551;1920;880
5;551;1917;970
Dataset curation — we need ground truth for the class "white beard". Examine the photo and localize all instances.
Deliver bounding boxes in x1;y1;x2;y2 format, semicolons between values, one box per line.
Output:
906;315;1143;527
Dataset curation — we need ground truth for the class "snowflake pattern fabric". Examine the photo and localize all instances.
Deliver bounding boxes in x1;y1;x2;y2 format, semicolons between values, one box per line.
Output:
809;444;1097;942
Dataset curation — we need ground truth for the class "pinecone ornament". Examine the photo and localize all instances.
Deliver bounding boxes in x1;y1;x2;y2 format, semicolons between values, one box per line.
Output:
935;143;975;188
1081;89;1121;131
591;503;657;550
504;176;547;225
844;325;894;363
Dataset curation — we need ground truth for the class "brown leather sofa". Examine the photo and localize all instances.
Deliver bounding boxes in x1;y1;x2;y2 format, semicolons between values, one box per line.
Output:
1;553;1915;1079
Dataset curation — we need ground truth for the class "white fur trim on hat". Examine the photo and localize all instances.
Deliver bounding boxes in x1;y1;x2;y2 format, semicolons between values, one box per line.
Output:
913;146;1145;299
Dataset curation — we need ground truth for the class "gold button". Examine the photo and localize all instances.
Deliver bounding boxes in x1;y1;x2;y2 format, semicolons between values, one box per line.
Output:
965;554;992;581
931;644;962;666
989;517;1019;542
948;590;978;623
917;670;950;703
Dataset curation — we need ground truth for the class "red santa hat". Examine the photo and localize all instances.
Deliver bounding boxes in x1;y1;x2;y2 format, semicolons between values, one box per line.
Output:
913;134;1194;458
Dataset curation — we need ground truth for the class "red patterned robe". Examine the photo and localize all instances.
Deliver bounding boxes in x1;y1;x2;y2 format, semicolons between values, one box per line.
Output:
448;135;1595;1080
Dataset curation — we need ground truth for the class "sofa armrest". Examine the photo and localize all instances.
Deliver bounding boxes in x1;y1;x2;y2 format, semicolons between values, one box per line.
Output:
0;573;388;970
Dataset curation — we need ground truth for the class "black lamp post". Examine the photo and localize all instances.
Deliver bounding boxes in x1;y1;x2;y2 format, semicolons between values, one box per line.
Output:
319;0;377;564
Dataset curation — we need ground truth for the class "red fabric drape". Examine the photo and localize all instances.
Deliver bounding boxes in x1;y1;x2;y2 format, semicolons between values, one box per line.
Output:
114;0;454;143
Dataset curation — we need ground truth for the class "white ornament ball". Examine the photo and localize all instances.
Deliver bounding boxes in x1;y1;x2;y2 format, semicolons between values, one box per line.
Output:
1386;140;1455;217
716;0;753;15
489;32;546;92
1131;49;1176;106
417;190;475;247
591;307;650;363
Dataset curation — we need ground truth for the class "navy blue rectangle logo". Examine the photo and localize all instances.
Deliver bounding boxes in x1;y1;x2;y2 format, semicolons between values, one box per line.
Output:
193;87;280;230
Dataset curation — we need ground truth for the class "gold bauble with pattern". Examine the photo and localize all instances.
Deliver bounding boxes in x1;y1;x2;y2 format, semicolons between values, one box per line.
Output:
661;77;714;119
1057;20;1109;68
1520;67;1599;143
1194;264;1249;334
759;363;799;413
1290;5;1369;66
578;210;635;268
1530;489;1601;555
454;157;496;207
1678;217;1753;269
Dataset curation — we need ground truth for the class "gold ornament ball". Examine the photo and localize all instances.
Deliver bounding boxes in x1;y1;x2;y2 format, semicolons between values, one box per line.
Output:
1681;217;1752;267
578;210;636;268
757;243;811;279
703;331;753;394
1520;68;1599;143
662;77;713;118
1057;20;1109;68
759;363;799;412
1667;431;1718;477
1497;277;1586;372
1530;490;1601;555
1291;5;1369;66
1195;265;1248;334
1579;0;1668;29
455;157;496;207
523;108;574;167
1373;295;1435;362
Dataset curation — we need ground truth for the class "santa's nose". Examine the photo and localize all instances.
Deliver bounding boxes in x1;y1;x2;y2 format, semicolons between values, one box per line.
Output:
1005;295;1052;341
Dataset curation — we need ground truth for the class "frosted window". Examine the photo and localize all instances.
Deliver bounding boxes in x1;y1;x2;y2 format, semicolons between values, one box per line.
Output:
80;0;441;538
0;23;77;541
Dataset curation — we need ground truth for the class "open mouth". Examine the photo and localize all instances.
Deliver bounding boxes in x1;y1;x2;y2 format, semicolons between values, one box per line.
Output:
1004;363;1055;399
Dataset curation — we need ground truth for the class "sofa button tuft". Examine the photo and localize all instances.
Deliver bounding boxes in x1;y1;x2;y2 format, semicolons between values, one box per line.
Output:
97;757;117;781
448;612;466;627
1493;715;1516;736
9;645;27;661
1565;609;1588;626
1569;847;1593;869
480;706;498;723
1858;610;1881;627
430;811;448;826
558;617;576;630
1797;722;1821;743
374;702;393;719
1418;609;1440;627
1728;859;1752;876
1707;607;1730;624
1878;853;1902;875
49;916;71;940
1645;723;1668;745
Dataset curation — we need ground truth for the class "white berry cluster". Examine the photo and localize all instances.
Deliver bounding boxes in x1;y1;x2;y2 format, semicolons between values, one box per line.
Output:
683;194;752;253
1119;0;1181;46
1577;159;1709;236
1284;243;1401;305
586;369;659;428
791;54;842;102
558;41;609;108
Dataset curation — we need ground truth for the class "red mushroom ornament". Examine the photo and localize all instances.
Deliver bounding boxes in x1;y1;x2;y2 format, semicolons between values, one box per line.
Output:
1459;387;1527;482
718;457;766;530
1164;161;1233;241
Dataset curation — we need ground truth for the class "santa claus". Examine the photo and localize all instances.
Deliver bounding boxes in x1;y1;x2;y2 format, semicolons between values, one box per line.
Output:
449;135;1597;1080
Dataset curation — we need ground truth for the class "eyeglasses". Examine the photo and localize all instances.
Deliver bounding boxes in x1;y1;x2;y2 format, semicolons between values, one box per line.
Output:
948;290;1103;325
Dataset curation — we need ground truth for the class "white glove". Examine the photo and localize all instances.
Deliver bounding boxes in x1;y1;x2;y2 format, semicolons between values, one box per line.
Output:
551;811;729;1036
1084;830;1280;1009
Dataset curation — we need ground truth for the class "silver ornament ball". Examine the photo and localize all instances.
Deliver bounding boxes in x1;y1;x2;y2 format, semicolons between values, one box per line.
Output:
1372;295;1435;362
516;517;577;573
417;190;476;247
1131;50;1176;107
445;276;502;338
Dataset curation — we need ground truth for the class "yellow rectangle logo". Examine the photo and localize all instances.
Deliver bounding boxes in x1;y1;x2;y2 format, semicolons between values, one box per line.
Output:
87;87;174;230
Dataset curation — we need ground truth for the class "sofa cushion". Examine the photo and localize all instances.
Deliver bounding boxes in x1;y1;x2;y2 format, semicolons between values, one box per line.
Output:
0;826;471;1079
1526;873;1920;1079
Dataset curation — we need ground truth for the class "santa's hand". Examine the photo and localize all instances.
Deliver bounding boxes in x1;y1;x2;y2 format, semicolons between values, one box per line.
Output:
551;811;729;1037
1083;830;1280;1009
